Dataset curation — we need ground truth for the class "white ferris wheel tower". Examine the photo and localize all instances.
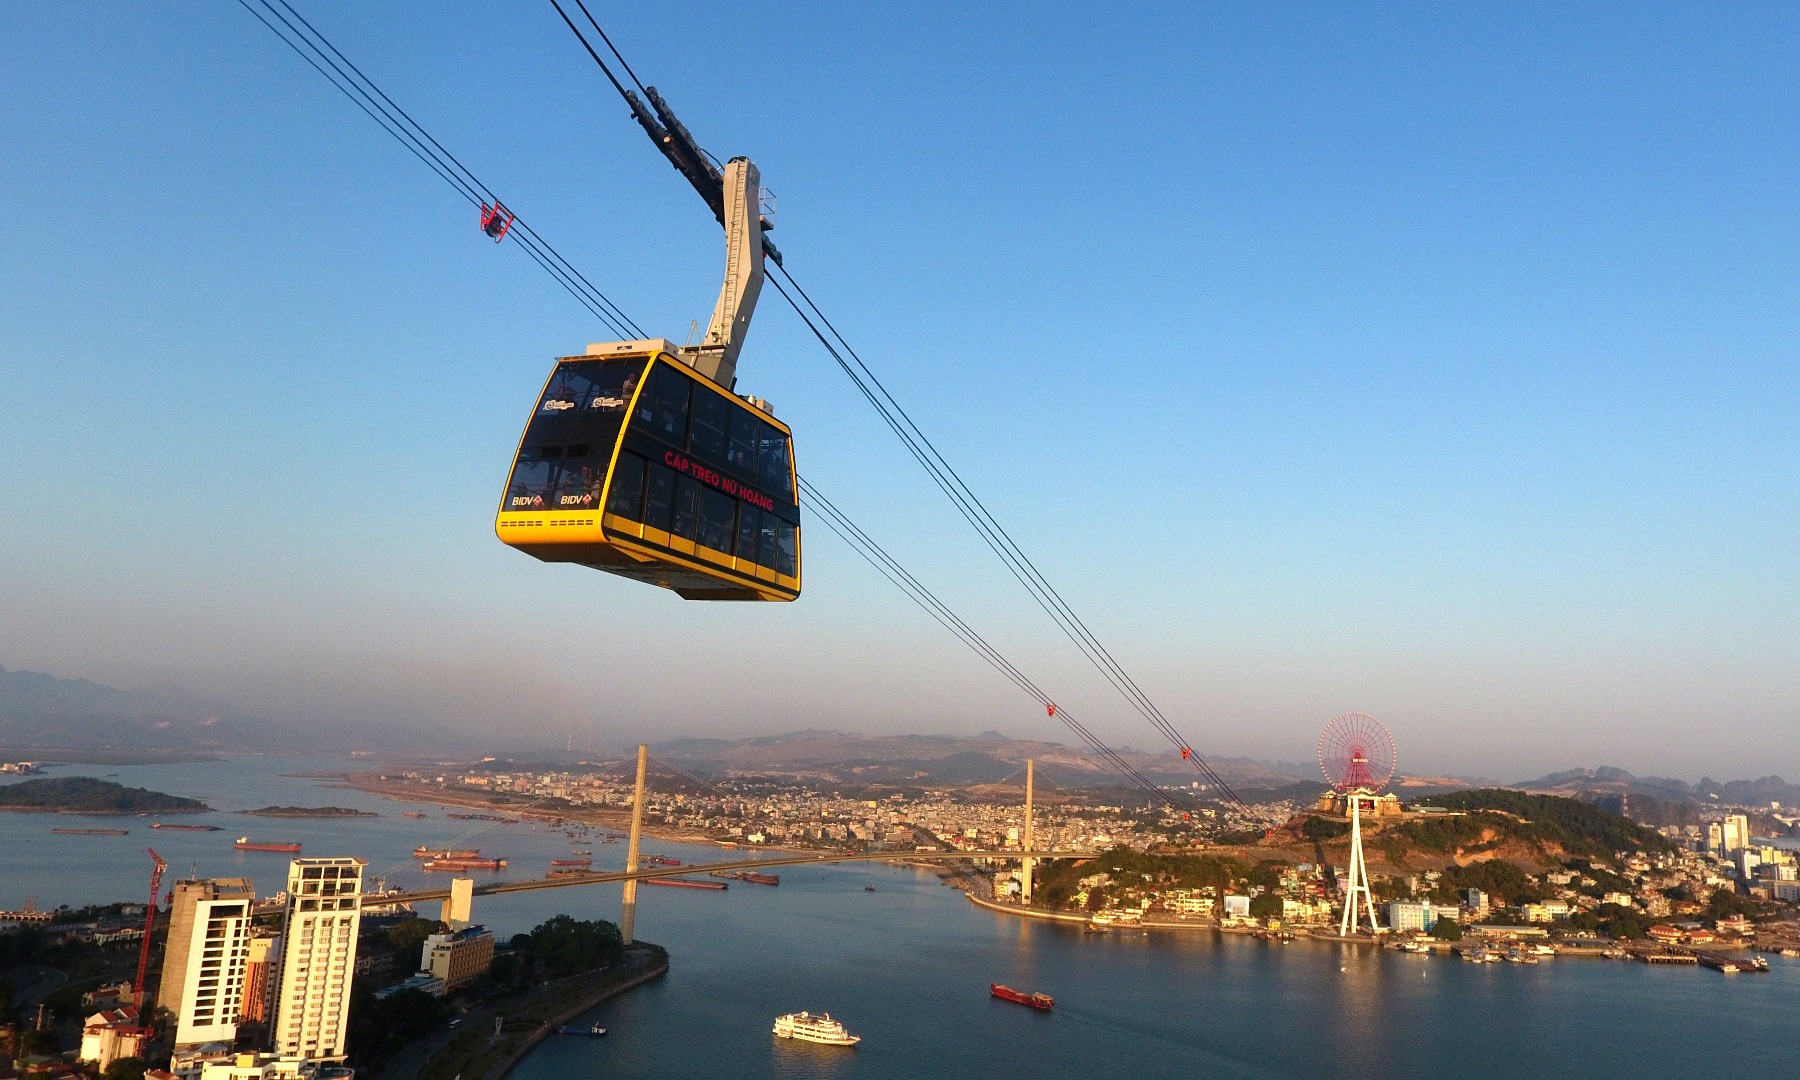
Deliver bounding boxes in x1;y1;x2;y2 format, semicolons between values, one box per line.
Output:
1318;712;1397;937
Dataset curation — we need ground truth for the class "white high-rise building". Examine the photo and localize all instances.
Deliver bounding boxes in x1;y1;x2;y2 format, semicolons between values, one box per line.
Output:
161;878;256;1047
271;858;364;1062
1723;814;1751;855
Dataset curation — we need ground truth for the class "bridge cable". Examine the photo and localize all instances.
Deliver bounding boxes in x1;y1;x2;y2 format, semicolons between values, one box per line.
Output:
546;6;1248;813
233;0;1199;815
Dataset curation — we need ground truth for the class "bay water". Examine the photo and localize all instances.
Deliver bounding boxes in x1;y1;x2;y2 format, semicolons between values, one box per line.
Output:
3;756;1793;1078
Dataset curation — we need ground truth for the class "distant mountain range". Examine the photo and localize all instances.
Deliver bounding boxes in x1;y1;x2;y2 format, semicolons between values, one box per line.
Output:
1511;765;1800;811
0;662;352;753
5;662;1793;809
652;729;1315;792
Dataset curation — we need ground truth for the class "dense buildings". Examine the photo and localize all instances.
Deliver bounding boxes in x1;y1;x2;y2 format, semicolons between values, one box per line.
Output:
161;878;256;1048
270;857;365;1062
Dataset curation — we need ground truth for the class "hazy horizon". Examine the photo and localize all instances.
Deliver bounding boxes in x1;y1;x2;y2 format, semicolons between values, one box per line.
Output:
3;5;1795;783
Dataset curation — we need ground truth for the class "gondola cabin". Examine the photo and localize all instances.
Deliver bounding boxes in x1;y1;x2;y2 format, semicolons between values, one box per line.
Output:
496;338;799;601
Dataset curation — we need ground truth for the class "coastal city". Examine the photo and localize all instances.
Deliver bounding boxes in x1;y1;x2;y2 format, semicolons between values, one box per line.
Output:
7;2;1799;1078
4;748;1798;1080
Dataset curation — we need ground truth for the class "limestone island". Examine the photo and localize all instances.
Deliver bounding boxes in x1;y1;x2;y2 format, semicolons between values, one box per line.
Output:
237;805;380;818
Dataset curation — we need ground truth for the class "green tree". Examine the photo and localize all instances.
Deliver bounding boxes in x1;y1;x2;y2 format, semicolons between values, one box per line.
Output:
345;984;447;1064
1707;887;1756;920
102;1057;147;1080
386;918;448;957
523;916;623;977
1431;917;1463;941
1248;894;1284;920
1302;816;1349;841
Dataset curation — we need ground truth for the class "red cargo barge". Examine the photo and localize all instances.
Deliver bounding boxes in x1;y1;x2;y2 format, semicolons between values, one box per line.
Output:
423;857;507;871
644;878;725;890
991;984;1053;1011
550;858;592;867
236;837;302;853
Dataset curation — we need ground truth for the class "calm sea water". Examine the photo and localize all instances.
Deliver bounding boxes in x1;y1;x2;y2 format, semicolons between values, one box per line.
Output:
4;757;1795;1079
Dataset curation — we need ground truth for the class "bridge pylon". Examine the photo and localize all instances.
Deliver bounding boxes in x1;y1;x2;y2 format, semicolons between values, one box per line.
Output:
1020;758;1035;905
621;742;648;944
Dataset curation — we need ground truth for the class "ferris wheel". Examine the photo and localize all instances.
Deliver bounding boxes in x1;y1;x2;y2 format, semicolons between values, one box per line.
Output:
1318;711;1396;793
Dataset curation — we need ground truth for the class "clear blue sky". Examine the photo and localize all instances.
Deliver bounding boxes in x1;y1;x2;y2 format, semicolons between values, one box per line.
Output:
2;2;1795;780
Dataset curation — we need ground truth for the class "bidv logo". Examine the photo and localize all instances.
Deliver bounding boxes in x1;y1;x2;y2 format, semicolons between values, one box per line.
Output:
560;494;595;506
511;495;545;508
541;399;576;412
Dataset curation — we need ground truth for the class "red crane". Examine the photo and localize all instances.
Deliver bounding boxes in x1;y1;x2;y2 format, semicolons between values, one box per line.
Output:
134;848;168;1012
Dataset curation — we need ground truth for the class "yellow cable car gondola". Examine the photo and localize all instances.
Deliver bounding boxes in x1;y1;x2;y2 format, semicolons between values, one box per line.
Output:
495;337;798;600
496;157;799;600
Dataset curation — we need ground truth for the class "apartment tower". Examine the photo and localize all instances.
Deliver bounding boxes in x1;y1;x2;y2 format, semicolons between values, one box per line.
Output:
158;878;256;1047
271;858;364;1061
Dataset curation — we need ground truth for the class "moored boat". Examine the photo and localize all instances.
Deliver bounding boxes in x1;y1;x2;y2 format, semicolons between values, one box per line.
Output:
990;983;1053;1010
422;857;506;871
151;823;221;832
772;1011;859;1046
236;837;302;853
557;1024;607;1036
414;847;480;859
644;878;725;890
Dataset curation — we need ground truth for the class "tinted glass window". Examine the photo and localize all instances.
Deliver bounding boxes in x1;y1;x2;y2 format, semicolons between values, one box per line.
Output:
689;388;728;463
644;462;676;532
606;453;647;521
642;365;691;445
756;510;779;569
774;519;799;577
757;423;794;502
502;357;645;513
734;503;760;563
698;487;737;553
670;475;700;540
725;409;759;479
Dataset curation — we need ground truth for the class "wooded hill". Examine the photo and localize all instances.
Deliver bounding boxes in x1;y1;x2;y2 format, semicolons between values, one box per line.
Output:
0;776;209;813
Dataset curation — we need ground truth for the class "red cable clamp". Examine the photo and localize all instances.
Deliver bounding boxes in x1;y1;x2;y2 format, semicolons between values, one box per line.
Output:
480;201;515;242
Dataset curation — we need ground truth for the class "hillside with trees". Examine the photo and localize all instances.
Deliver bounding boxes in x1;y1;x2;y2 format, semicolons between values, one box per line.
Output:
0;776;208;813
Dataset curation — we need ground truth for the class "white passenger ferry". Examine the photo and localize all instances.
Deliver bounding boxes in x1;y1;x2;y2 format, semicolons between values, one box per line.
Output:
772;1011;861;1046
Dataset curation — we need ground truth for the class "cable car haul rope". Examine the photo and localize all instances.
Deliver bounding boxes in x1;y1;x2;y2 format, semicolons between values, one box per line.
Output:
234;0;1247;810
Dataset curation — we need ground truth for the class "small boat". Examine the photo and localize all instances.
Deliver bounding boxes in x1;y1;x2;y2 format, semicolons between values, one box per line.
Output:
236;837;301;853
557;1024;607;1036
570;848;593;856
772;1012;859;1046
423;857;507;871
404;812;426;818
990;983;1053;1011
644;878;725;890
864;885;876;892
151;823;221;832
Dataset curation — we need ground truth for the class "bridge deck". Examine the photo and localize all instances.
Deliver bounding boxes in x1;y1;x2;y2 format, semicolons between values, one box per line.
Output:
375;849;1090;906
